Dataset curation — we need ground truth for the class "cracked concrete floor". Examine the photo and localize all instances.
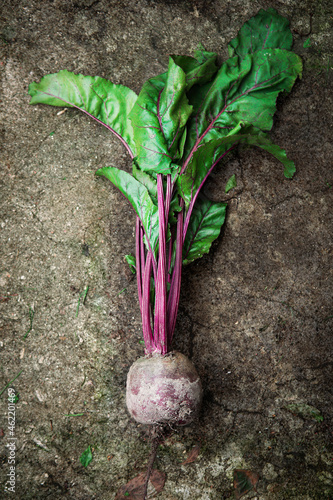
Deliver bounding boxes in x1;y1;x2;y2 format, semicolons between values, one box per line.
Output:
0;0;332;498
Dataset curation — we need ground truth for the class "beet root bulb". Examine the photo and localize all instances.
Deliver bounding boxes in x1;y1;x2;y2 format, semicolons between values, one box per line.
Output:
126;352;202;425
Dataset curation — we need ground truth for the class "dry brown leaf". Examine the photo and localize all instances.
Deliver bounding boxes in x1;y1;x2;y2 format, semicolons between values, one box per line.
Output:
181;445;200;465
233;469;259;499
115;469;166;499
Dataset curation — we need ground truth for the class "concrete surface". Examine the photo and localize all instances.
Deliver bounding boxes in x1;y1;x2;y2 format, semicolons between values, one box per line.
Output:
0;0;332;498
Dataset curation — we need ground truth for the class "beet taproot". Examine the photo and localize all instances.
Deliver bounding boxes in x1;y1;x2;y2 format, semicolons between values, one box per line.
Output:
126;352;202;425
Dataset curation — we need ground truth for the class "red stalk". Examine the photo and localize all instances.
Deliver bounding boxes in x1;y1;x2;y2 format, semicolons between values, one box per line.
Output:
154;175;168;354
142;252;155;353
167;199;184;343
136;217;143;314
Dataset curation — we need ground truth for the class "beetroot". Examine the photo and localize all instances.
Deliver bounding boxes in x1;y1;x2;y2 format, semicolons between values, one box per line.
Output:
126;352;202;425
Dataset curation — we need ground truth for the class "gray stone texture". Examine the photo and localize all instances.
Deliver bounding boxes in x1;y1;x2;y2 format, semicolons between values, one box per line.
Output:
0;0;332;498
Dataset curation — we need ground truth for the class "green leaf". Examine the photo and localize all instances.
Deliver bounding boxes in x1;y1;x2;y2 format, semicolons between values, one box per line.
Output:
228;8;293;59
8;392;19;404
125;254;136;274
243;133;296;179
129;47;217;175
129;57;192;175
184;49;302;157
96;166;159;254
176;127;187;161
169;195;182;225
179;128;296;209
132;162;157;202
183;194;227;265
225;174;237;193
76;286;89;317
172;47;218;90
194;43;216;65
28;70;137;157
303;37;311;48
80;445;93;467
178;128;245;208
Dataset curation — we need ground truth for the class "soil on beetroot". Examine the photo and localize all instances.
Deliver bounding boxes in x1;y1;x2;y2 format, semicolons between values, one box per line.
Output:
0;0;332;499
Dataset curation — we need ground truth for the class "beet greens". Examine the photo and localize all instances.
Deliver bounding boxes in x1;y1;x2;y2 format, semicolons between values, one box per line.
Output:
28;8;302;358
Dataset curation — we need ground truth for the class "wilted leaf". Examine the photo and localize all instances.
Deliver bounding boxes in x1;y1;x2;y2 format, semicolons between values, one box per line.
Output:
182;445;200;465
115;470;166;499
80;445;93;467
233;469;259;499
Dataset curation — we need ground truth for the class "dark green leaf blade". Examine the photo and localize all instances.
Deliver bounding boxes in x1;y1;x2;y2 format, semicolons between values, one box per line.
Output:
225;174;237;193
184;49;302;157
125;255;136;274
129;48;217;174
28;70;138;157
179;128;296;209
179;130;244;208
132;162;157;202
183;194;227;265
80;445;93;467
96;166;159;254
228;8;293;59
129;57;192;174
172;46;218;90
169;195;182;225
243;133;296;179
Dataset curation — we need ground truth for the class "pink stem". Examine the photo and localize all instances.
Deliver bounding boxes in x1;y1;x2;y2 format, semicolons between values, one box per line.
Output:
136;217;143;314
154;175;168;354
165;175;172;223
167;199;184;343
142;252;155;353
140;224;145;280
165;175;173;283
167;229;174;283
